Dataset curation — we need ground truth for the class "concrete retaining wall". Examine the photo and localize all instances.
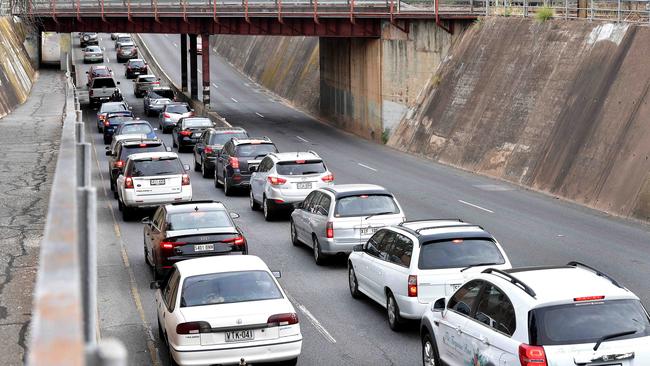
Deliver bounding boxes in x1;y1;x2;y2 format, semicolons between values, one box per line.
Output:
0;17;36;120
389;18;650;221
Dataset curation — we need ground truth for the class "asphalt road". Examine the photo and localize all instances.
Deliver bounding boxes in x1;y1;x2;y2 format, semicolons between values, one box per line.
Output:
76;33;650;366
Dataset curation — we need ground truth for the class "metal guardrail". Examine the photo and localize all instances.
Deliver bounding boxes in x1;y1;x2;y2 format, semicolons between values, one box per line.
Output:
27;39;127;366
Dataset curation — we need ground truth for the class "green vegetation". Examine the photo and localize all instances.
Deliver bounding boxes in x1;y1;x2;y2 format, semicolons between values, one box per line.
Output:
382;128;391;145
535;6;554;22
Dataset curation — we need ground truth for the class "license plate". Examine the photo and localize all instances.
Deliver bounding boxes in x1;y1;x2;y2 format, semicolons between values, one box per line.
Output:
194;244;214;252
296;182;312;189
133;72;140;75
192;133;201;138
150;179;165;185
225;329;254;343
360;227;376;235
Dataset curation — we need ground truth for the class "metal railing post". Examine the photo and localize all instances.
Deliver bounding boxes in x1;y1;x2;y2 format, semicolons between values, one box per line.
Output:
617;0;621;21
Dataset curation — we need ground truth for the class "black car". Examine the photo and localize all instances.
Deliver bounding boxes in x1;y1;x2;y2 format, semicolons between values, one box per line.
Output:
142;200;247;279
102;111;134;144
193;127;248;178
143;87;175;117
214;137;278;196
172;117;214;153
124;59;148;79
106;138;168;197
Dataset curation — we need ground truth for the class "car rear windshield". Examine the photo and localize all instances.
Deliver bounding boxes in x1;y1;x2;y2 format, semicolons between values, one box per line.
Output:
117;37;131;42
277;160;326;176
151;90;174;99
93;69;111;77
529;299;650;346
184;119;212;128
166;105;190;114
108;117;133;125
235;143;277;157
129;157;182;177
86;46;101;52
129;60;145;67
101;104;127;113
121;45;135;51
181;270;282;307
209;132;248;145
167;210;232;230
119;123;153;135
417;239;505;270
119;143;165;160
92;78;117;88
334;194;399;218
138;76;156;83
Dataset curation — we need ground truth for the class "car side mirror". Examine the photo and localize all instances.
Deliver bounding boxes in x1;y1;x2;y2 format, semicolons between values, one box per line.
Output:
141;217;151;225
149;281;161;290
183;164;190;171
352;244;364;252
229;212;240;219
271;271;281;279
249;166;257;173
432;297;446;312
105;150;112;156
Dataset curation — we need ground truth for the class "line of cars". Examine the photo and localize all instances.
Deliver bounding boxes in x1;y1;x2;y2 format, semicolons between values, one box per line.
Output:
84;33;649;365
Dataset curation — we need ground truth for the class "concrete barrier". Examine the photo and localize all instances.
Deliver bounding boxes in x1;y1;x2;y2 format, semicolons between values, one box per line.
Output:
0;16;36;120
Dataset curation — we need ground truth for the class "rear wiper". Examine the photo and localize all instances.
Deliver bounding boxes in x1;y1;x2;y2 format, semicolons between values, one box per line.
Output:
460;262;501;272
593;330;636;351
301;171;319;175
365;211;395;220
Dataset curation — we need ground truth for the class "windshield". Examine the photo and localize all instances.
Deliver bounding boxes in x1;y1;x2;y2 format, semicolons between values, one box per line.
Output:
181;270;282;307
130;158;183;177
235;143;277;157
101;103;127;113
119;123;153;135
129;60;145;67
529;299;650;346
138;76;156;83
209;132;247;145
167;211;232;230
334;194;399;218
417;239;505;270
166;105;190;114
119;144;165;160
277;160;326;175
92;78;117;88
184;119;212;128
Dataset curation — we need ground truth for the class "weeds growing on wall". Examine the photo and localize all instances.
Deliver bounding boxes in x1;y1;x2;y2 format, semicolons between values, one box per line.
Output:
535;6;554;21
382;128;391;145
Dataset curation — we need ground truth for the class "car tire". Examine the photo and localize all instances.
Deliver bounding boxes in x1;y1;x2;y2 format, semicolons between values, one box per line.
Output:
282;358;298;366
250;190;261;211
348;264;362;299
153;262;162;281
214;169;222;188
387;291;404;331
194;156;201;172
98;126;103;133
117;197;124;211
263;196;275;221
122;205;133;222
103;136;110;145
422;332;441;366
290;221;301;246
144;243;151;266
201;160;211;178
157;319;164;342
223;174;233;196
172;138;177;148
113;190;118;200
312;236;326;266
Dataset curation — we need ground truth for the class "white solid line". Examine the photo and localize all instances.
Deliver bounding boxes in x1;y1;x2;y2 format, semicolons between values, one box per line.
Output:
230;97;239;103
212;83;219;88
256;112;264;118
296;135;309;143
285;293;336;344
458;200;494;213
358;163;378;172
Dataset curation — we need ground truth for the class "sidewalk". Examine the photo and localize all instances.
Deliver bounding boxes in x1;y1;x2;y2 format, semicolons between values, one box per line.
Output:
0;70;65;366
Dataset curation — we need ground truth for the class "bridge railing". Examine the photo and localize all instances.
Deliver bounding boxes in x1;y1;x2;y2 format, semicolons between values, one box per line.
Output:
486;0;650;23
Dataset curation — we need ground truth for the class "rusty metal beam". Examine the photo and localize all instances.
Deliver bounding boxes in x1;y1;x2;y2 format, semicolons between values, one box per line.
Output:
201;34;210;109
189;34;198;99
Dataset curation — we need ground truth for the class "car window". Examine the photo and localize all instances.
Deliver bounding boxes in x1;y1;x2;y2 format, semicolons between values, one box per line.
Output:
377;231;397;260
258;157;272;172
209;132;247;146
107;116;133;125
418;239;505;270
129;158;183;177
183;119;212;128
180;271;283;307
167;105;191;114
86;46;101;52
314;194;331;216
529;299;650;346
119;123;153;135
474;284;516;336
302;191;319;211
163;269;180;310
385;233;413;267
93;68;111;77
366;230;387;258
167;210;232;231
152;98;171;105
276;160;326;176
119;144;165;160
151;90;174;99
447;280;484;317
92;78;117;88
121;45;135;51
334;194;399;218
235;143;277;157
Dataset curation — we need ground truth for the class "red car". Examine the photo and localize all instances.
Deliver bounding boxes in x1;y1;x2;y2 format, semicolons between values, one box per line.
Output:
86;65;113;86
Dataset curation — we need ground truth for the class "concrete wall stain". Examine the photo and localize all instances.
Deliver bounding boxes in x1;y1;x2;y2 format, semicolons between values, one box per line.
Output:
0;17;35;121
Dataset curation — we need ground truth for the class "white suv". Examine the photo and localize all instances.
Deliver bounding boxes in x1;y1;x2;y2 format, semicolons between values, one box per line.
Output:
249;151;334;221
420;262;650;366
117;152;192;221
348;219;511;331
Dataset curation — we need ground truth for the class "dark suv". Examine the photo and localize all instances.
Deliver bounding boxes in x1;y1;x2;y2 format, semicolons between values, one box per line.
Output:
193;127;248;178
214;137;278;196
124;59;148;79
171;117;214;153
107;138;167;197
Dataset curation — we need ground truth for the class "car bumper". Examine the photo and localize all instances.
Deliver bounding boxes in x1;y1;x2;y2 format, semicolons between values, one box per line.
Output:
179;137;200;146
319;237;368;255
161;119;177;128
229;173;251;187
395;295;428;319
123;190;192;208
265;187;315;204
171;338;302;366
90;96;113;104
84;56;103;62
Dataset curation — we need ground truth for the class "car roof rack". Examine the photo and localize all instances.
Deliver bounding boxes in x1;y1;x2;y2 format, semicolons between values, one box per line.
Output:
567;261;623;289
399;219;463;227
170;200;220;206
415;224;482;234
507;265;572;273
482;268;537;298
307;150;320;157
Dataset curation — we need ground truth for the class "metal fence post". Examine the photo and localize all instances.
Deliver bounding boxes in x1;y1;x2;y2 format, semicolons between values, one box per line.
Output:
617;0;621;21
77;186;97;345
590;0;593;20
565;0;568;19
524;0;528;18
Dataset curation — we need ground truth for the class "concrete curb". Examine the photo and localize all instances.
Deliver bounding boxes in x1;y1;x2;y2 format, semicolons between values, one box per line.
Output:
132;34;231;128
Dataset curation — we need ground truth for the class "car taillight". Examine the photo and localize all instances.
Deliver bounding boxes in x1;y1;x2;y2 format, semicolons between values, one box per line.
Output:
104;120;110;126
160;240;187;250
181;174;190;186
574;295;605;302
223;235;245;246
204;146;213;154
124;177;134;189
408;275;418;297
519;344;547;366
321;173;334;182
326;221;334;239
163;113;171;118
113;160;124;168
267;313;299;326
153;81;159;85
229;157;240;169
176;321;211;335
180;130;192;136
267;176;287;185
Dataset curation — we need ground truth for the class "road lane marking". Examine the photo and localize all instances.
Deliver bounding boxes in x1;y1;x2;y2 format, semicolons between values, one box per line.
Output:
358;163;377;172
256;112;264;118
458;200;494;213
296;135;309;143
212;83;219;88
230;97;238;103
285;293;336;344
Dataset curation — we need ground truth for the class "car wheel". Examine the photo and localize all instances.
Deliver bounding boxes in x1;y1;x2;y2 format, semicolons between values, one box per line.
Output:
122;205;132;222
113;190;118;199
250;190;261;211
422;332;441;366
348;264;362;299
263;196;275;221
157;319;164;341
144;242;151;266
117;197;124;211
201;160;211;178
98;126;103;133
387;291;404;331
194;156;201;172
290;221;300;246
214;169;222;188
224;174;233;196
281;358;298;366
103;136;110;145
172;137;177;148
312;236;325;266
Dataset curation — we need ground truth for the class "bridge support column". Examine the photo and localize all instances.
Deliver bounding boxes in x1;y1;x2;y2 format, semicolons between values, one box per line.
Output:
180;34;188;93
189;34;198;100
201;34;210;110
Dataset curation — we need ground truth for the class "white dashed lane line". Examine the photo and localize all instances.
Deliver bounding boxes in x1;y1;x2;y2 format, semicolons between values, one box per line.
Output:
285;292;336;344
296;136;309;143
256;112;264;118
230;97;239;103
458;199;494;213
357;163;377;172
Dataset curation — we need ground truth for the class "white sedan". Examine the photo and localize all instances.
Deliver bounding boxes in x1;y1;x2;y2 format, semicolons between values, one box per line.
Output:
152;255;302;366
